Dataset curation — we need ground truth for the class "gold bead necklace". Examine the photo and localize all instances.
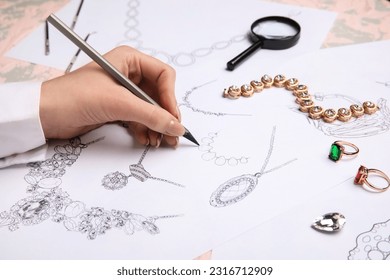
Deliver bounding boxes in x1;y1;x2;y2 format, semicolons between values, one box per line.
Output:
223;74;379;123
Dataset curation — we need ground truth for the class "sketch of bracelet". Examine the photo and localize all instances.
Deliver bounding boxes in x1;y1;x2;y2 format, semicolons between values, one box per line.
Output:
199;132;249;166
348;219;390;260
179;80;251;117
0;137;182;240
210;126;297;207
101;145;185;190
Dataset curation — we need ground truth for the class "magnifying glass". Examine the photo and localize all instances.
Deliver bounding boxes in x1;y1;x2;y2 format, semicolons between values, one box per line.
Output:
227;16;301;71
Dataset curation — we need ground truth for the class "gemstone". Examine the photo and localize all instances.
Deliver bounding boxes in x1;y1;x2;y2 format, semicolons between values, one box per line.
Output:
312;212;346;232
329;143;342;161
354;165;367;185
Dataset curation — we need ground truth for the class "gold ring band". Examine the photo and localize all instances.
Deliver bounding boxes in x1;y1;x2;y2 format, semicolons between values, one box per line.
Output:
354;165;390;192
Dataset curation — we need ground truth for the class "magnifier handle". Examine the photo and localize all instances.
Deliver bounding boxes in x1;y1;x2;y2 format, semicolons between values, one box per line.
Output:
227;40;263;71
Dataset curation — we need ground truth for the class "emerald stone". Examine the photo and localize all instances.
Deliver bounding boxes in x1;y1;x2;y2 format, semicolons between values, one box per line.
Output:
329;143;342;161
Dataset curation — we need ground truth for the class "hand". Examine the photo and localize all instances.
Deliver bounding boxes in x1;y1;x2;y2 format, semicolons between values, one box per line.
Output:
40;46;184;147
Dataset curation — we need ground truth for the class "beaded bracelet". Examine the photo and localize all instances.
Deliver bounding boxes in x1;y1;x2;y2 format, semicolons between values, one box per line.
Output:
223;74;379;123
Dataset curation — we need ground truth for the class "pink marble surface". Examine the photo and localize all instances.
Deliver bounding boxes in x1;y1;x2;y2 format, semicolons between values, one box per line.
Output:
1;0;390;83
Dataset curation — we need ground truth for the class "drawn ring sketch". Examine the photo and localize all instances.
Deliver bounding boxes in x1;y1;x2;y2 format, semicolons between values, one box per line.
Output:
179;80;251;117
101;144;185;190
210;126;297;207
199;132;249;166
0;137;181;240
348;219;390;260
291;93;390;138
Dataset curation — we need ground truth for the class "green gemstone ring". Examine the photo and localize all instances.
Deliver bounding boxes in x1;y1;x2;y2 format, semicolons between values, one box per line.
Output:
329;141;359;162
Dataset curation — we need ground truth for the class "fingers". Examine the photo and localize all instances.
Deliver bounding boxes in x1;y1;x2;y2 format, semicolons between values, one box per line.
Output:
123;47;180;119
127;122;179;148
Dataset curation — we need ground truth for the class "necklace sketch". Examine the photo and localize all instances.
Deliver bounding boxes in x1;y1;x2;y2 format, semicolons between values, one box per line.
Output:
199;132;249;166
0;137;181;240
294;94;390;138
101;145;185;190
118;0;246;67
348;219;390;260
179;80;251;117
210;127;297;207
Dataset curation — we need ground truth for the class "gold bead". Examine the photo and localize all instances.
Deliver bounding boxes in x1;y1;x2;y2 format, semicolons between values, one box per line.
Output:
250;80;264;92
322;109;337;123
363;101;378;114
293;84;308;95
295;91;311;104
285;78;299;90
273;74;287;88
350;104;364;118
299;100;314;112
227;85;241;99
308;106;324;120
240;84;254;97
261;74;273;88
337;108;352;122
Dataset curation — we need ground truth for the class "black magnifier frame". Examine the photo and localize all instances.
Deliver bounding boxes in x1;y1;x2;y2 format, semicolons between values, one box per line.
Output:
227;16;301;71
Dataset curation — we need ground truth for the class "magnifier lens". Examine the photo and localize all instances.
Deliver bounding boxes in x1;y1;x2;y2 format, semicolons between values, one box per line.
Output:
227;16;300;71
253;20;298;39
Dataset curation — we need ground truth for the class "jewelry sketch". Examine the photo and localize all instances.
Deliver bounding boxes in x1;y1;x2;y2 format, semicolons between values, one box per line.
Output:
101;144;185;190
0;137;181;240
117;0;245;67
118;0;303;67
199;132;249;166
348;219;390;260
179;80;251;117
291;93;390;138
210;126;297;207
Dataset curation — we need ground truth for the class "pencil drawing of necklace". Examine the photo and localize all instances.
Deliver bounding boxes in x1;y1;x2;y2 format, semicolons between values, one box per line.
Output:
179;80;251;117
0;137;181;240
102;145;185;190
119;0;246;67
210;127;297;207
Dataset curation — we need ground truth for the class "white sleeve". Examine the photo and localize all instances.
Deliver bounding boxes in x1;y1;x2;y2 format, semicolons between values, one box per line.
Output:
0;82;48;168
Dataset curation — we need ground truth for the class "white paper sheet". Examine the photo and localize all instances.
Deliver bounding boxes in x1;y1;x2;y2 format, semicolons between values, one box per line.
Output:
6;0;336;73
0;0;341;259
212;40;390;260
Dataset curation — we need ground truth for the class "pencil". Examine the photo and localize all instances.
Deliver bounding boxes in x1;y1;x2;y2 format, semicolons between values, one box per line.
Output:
47;14;199;146
65;32;92;73
70;0;84;30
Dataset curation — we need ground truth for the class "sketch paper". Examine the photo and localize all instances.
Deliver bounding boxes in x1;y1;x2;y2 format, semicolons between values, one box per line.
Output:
212;40;390;259
0;0;349;260
6;0;336;72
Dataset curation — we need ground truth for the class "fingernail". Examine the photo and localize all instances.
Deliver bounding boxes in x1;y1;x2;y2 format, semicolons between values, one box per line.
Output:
176;105;182;122
156;134;163;148
166;120;185;136
174;137;179;148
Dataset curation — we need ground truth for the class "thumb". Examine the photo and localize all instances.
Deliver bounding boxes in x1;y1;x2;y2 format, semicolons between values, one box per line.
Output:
114;93;185;137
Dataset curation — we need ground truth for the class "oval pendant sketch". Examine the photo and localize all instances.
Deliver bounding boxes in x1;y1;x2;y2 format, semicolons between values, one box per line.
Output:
210;126;298;207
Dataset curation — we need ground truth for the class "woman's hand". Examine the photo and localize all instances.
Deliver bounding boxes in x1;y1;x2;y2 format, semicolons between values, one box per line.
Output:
40;46;184;147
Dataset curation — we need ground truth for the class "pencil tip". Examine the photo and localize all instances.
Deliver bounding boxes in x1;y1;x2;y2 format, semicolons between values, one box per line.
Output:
183;130;199;146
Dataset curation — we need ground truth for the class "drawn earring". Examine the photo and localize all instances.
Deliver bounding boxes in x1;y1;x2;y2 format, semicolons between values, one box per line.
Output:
328;141;359;162
354;165;390;192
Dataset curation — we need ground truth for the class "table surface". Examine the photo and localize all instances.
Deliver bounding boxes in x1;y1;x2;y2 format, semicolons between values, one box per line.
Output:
1;0;390;259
